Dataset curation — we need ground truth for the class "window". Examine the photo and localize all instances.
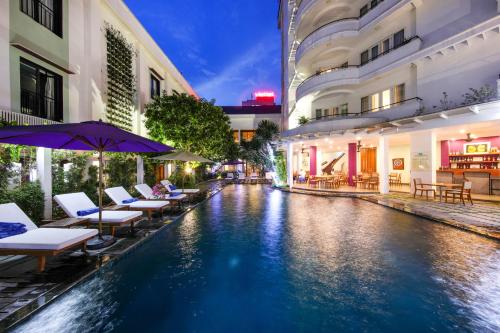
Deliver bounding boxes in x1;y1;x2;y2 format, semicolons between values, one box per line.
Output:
394;84;405;104
340;61;349;68
150;74;161;99
232;130;240;143
20;58;63;122
393;29;405;48
361;97;369;113
371;93;380;112
360;50;369;65
371;0;379;9
360;5;368;17
382;38;390;54
340;103;348;115
382;89;391;110
371;45;379;60
241;130;256;142
20;0;62;37
315;109;322;119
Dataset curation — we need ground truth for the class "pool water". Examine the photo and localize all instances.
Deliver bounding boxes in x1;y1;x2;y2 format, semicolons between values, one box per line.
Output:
13;185;500;332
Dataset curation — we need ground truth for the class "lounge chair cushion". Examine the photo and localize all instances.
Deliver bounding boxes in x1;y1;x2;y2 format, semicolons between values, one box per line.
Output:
77;208;100;216
165;193;187;200
54;192;142;223
135;184;155;200
0;228;98;251
0;203;39;231
85;211;142;223
0;222;27;239
122;198;139;204
128;201;169;209
174;189;199;194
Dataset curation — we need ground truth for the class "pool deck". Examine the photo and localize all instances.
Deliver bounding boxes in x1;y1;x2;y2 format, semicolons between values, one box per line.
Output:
289;187;500;240
0;182;223;332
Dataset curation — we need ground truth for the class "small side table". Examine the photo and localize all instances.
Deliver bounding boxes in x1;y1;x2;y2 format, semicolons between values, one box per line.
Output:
41;217;90;228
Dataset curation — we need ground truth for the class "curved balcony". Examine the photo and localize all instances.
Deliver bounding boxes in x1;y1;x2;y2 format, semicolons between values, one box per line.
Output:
295;0;409;65
296;36;422;102
296;18;359;64
284;97;423;136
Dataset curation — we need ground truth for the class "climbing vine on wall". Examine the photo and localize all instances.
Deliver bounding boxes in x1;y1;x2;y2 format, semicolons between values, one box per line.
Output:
105;24;136;131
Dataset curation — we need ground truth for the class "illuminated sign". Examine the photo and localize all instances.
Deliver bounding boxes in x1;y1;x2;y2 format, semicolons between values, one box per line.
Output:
254;91;275;98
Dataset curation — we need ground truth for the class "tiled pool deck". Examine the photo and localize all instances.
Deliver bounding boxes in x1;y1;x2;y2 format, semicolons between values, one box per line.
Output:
289;187;500;240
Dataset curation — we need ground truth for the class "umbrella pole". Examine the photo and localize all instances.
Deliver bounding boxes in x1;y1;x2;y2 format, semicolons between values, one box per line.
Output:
98;149;104;238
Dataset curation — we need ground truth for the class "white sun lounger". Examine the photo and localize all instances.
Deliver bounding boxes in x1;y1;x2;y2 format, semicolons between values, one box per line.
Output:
0;203;98;272
160;180;200;194
135;184;187;208
105;186;170;221
54;192;143;236
226;172;234;180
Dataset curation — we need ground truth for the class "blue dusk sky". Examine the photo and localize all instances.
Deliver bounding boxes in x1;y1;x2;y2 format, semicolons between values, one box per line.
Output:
124;0;281;106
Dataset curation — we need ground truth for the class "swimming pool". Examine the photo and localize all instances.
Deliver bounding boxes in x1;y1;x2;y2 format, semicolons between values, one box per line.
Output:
12;185;500;332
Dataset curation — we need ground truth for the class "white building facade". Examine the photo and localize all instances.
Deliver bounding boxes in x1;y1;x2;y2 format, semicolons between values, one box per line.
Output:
279;0;500;195
0;0;195;217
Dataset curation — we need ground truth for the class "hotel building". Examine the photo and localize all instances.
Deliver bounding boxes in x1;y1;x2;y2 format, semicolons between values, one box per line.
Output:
0;0;195;216
279;0;500;196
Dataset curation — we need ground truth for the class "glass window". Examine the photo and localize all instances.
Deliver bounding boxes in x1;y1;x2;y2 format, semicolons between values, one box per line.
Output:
394;84;405;104
382;89;391;109
340;103;348;115
371;93;380;112
361;97;369;113
241;130;256;142
315;109;322;119
393;29;405;48
360;5;368;17
371;45;379;60
371;0;379;9
20;58;63;122
20;0;62;36
360;50;369;65
150;74;161;99
232;130;240;143
382;38;390;54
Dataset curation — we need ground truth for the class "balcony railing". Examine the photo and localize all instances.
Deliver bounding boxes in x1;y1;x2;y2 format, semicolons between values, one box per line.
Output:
307;97;423;124
0;109;60;125
20;0;62;36
297;36;420;92
20;89;62;122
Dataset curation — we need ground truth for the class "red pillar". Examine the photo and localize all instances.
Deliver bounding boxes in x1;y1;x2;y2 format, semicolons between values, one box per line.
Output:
348;143;357;186
310;146;317;176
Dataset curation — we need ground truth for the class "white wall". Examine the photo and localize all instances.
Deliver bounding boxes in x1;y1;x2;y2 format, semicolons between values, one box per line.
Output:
388;144;410;183
0;0;10;110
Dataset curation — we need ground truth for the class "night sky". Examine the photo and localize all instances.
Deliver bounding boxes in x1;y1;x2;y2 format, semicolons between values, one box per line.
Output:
124;0;281;106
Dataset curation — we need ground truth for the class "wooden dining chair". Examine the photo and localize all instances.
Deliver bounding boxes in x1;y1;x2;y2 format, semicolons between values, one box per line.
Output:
413;178;435;200
444;181;473;205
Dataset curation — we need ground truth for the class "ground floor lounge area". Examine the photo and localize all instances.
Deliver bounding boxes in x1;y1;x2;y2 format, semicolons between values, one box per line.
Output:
285;113;500;204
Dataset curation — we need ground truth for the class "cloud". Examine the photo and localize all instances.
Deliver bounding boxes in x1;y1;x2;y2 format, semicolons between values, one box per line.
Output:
194;35;280;104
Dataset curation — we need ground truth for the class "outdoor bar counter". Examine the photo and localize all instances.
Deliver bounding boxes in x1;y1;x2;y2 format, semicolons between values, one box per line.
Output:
437;169;500;195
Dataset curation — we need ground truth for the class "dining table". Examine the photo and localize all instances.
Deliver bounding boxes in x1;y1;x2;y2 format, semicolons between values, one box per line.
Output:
421;182;462;201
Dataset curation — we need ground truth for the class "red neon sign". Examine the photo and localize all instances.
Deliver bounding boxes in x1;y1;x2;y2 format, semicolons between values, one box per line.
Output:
254;91;275;98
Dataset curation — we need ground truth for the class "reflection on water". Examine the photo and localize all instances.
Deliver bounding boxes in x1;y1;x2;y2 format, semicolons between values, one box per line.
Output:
13;185;500;332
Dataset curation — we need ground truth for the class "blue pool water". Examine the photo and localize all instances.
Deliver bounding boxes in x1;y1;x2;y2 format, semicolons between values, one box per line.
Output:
13;185;500;332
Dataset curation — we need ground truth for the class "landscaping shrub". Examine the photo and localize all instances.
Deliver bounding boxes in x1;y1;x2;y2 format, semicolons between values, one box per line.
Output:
0;181;44;223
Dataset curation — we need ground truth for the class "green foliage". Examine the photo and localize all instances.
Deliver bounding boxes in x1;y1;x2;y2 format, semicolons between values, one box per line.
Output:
298;116;309;125
274;151;287;186
462;84;496;105
144;91;238;161
105;153;137;194
0;181;44;224
52;151;98;216
105;25;136;131
240;120;280;171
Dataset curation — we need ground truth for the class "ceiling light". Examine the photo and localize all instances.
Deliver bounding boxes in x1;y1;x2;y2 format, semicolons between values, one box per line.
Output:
459;129;466;134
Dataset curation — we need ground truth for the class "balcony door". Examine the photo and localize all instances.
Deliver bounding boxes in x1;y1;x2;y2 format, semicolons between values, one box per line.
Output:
20;58;63;122
361;148;377;173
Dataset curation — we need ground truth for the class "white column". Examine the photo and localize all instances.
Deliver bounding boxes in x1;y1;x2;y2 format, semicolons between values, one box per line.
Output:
0;0;10;110
287;142;294;189
410;130;437;192
136;156;144;184
377;136;390;194
36;148;52;219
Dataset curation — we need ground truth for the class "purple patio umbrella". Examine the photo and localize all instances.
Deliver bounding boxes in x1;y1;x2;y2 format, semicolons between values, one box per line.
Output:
0;120;173;245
